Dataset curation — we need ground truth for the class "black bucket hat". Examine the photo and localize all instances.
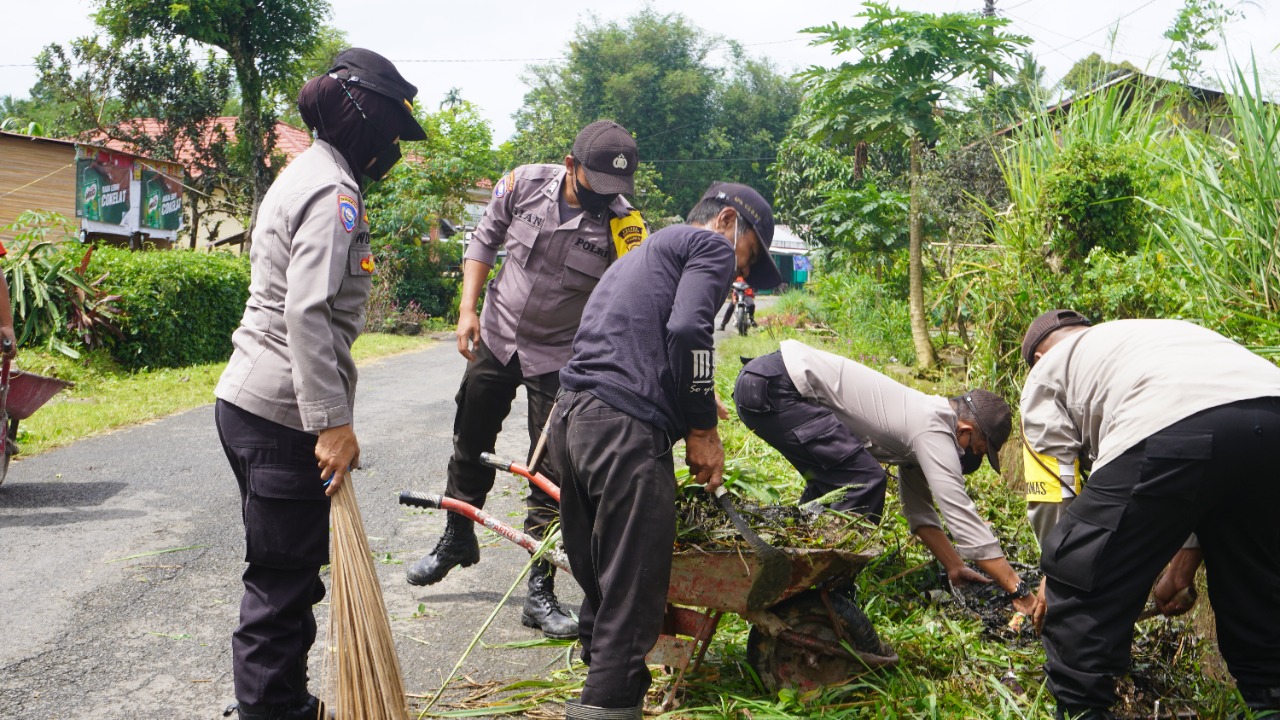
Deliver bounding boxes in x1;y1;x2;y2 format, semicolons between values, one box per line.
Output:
328;48;428;141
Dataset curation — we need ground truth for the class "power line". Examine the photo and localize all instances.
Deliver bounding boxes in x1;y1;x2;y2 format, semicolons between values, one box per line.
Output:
642;156;776;164
1046;0;1163;55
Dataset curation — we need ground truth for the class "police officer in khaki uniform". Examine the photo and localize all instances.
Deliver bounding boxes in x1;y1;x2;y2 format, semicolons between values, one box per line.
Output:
733;340;1037;613
406;121;646;640
1020;311;1280;720
214;49;426;720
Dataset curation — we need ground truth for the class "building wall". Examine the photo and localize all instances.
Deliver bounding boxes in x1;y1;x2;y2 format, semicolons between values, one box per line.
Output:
0;135;77;242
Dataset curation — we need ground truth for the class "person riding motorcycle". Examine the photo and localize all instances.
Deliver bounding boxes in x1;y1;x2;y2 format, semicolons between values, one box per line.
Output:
718;275;755;331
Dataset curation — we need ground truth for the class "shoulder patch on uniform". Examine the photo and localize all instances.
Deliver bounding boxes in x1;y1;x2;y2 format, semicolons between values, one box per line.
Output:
338;194;358;233
494;171;514;199
360;254;375;274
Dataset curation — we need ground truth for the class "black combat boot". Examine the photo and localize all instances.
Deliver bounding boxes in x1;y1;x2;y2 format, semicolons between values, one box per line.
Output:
522;559;579;639
406;512;480;586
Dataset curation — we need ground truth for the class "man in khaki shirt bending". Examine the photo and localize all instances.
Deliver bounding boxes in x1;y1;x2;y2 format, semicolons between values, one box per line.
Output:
1020;310;1280;720
734;340;1038;614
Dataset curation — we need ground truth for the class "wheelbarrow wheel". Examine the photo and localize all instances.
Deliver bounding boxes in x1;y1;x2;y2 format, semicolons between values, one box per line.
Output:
747;589;892;693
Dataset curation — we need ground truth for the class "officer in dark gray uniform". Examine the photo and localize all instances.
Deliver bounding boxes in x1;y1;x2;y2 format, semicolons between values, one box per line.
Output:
406;121;644;640
214;49;426;720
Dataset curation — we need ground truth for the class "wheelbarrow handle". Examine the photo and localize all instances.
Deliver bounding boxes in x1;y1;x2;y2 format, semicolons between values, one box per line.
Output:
399;490;444;509
1;337;12;388
479;452;561;504
397;489;571;572
479;452;512;472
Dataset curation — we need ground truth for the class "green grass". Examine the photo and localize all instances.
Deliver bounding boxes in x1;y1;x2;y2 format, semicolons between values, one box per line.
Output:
639;312;1237;718
9;333;436;456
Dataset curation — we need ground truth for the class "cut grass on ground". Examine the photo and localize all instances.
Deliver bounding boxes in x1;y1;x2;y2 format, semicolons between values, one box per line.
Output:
10;333;436;457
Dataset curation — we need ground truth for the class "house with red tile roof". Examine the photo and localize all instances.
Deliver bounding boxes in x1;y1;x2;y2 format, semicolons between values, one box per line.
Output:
85;117;312;250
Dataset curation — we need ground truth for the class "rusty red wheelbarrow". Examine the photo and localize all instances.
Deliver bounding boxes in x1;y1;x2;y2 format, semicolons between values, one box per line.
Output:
399;452;898;708
0;344;74;486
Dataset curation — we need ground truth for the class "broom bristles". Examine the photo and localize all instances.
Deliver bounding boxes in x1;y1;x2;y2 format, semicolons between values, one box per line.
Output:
326;474;409;720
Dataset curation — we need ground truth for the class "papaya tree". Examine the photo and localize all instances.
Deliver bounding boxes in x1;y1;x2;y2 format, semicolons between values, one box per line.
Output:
797;2;1028;368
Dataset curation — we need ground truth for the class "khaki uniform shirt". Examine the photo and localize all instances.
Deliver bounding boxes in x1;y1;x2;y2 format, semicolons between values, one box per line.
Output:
464;164;638;378
1021;319;1280;548
215;140;373;432
780;340;1004;560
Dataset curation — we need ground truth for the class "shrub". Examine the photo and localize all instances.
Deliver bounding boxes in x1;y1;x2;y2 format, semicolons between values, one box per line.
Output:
1039;140;1154;259
808;268;916;365
89;247;250;369
1;210;120;357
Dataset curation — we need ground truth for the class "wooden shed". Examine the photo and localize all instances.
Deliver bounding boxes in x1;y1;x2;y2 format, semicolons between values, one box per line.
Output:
0;131;77;242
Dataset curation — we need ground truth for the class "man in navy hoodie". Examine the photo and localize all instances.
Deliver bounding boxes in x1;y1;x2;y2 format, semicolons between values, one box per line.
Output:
544;183;781;719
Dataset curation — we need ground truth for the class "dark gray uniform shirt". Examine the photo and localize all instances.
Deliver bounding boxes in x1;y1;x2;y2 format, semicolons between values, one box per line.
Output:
464;164;638;378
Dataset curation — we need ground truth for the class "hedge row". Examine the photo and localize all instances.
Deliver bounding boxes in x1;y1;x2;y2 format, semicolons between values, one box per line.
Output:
89;247;250;369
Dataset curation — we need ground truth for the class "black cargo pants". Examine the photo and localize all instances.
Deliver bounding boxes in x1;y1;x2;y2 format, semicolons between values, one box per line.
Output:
1039;397;1280;711
215;400;329;708
545;390;676;709
444;339;561;537
733;351;888;519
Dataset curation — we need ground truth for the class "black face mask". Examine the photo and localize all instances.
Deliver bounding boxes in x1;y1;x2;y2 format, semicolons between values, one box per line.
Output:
960;446;984;475
573;172;615;216
364;142;402;183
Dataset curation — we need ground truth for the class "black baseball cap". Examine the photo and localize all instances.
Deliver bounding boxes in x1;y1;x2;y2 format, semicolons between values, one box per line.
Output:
328;48;428;141
700;182;782;291
571;120;638;195
1022;309;1092;367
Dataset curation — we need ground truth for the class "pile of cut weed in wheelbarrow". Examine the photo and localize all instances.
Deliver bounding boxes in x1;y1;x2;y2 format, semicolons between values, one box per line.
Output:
672;482;878;554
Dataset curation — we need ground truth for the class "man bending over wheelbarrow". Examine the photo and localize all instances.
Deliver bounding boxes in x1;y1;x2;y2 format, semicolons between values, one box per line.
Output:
732;341;1038;617
544;183;782;720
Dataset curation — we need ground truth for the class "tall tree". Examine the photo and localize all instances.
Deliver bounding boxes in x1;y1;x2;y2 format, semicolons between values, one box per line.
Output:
365;98;500;318
713;47;803;202
510;9;800;214
34;36;237;247
94;0;330;226
798;2;1029;368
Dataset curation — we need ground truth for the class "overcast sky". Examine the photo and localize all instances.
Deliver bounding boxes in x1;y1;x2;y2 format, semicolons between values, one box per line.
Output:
6;0;1279;143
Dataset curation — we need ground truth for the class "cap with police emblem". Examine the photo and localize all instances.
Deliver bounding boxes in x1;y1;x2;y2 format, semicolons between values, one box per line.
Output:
572;120;639;195
328;48;428;141
700;182;782;291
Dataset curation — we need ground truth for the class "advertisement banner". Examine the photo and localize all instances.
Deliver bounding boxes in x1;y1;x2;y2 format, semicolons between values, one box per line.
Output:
76;148;135;226
140;163;183;231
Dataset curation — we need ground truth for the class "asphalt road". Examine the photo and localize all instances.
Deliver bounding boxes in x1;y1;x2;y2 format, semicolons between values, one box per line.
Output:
0;339;583;720
0;306;765;720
